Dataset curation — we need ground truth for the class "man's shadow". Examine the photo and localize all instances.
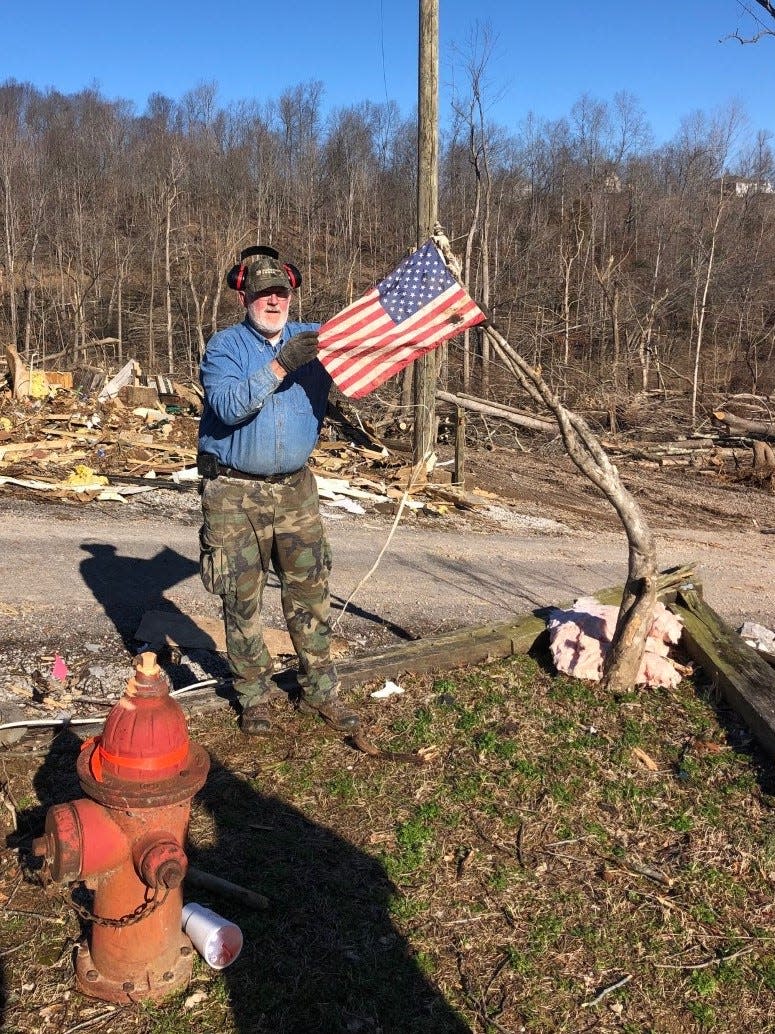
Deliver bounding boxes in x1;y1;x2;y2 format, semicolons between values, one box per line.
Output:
14;732;470;1032
78;543;200;652
191;753;472;1033
78;542;231;690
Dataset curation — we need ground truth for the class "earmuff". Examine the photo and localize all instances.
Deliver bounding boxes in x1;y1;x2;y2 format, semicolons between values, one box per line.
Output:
226;245;302;292
282;261;302;290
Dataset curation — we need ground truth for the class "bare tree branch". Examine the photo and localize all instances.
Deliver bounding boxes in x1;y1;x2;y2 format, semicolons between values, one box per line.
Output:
483;323;658;692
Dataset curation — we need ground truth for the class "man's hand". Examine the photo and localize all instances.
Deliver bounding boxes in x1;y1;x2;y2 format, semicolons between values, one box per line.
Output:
275;331;320;373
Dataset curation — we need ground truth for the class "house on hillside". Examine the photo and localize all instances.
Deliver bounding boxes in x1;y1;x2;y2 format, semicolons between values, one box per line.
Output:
717;175;774;198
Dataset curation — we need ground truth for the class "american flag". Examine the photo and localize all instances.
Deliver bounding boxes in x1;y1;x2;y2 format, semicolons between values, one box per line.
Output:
318;239;486;398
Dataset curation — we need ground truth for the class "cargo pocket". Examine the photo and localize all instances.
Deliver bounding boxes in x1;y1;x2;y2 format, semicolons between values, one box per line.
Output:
199;526;232;598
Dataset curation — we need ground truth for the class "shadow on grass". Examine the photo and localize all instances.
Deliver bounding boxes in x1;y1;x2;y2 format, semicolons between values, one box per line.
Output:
190;752;472;1033
11;731;470;1032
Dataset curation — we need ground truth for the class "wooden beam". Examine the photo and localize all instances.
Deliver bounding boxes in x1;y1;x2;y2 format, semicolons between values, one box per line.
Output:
335;616;545;690
335;568;697;691
436;389;555;433
669;586;775;757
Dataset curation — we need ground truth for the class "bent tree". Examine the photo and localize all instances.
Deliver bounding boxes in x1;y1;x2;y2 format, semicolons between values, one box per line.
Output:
485;322;658;692
434;228;658;690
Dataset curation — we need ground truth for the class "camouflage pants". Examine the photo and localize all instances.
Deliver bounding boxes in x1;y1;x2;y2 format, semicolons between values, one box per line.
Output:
199;466;338;708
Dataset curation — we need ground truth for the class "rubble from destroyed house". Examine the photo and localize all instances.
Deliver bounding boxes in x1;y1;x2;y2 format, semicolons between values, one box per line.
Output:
0;349;505;518
2;347;773;518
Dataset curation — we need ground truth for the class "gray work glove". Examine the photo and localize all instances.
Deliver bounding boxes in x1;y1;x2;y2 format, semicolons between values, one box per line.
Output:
275;331;320;373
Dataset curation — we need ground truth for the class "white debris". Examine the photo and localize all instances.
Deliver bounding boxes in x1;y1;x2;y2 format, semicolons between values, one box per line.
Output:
371;680;405;699
97;359;136;401
739;621;775;654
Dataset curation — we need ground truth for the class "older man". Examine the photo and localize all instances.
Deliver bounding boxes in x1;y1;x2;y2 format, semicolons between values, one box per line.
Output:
197;245;359;736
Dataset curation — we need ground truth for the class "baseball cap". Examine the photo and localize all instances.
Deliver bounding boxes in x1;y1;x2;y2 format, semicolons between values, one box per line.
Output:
242;254;292;294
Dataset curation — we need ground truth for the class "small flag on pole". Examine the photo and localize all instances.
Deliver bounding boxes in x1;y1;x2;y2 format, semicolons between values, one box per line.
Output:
318;239;486;398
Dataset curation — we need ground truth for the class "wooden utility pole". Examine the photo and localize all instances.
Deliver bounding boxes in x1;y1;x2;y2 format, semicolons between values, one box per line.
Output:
413;0;439;465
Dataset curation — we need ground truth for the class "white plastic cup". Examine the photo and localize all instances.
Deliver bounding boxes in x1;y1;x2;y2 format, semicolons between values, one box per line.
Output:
181;902;243;969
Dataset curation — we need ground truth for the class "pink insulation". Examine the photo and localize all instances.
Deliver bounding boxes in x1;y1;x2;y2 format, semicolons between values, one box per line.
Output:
548;597;684;688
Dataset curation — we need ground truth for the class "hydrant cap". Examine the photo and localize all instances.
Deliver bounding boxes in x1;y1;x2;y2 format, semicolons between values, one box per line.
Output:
93;653;190;783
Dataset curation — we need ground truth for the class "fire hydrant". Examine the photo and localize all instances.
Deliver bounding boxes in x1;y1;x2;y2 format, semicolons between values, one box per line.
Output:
32;652;210;1003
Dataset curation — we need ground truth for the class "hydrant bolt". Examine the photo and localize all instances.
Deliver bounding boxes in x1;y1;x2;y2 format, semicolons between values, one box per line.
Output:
31;832;54;864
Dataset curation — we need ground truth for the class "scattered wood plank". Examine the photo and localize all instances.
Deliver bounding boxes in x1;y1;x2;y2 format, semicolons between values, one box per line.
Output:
422;483;493;510
115;434;196;457
0;438;77;460
119;384;161;408
669;586;775;757
44;371;74;389
436;389;556;433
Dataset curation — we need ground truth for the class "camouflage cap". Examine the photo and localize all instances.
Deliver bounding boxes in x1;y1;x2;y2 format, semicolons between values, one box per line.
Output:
242;254;292;294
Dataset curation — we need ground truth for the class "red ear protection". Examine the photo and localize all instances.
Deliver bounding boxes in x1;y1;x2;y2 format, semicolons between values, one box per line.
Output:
226;247;302;292
226;261;246;291
283;263;302;290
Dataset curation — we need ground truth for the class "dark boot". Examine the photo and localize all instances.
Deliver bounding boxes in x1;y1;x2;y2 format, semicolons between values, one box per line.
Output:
240;700;272;735
298;694;360;732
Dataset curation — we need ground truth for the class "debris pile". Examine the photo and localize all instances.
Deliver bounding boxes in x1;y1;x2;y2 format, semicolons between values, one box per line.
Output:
0;352;497;517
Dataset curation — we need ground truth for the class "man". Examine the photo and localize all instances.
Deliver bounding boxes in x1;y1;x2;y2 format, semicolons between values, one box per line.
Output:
197;245;359;736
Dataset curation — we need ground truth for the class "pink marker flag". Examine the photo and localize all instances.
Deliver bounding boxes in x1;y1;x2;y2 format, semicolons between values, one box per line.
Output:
318;239;486;398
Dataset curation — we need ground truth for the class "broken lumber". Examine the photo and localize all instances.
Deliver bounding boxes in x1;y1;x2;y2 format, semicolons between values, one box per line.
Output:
436;390;555;433
668;586;775;757
119;384;161;408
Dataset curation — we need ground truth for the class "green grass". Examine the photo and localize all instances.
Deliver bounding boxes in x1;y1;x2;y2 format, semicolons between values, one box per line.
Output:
1;653;773;1033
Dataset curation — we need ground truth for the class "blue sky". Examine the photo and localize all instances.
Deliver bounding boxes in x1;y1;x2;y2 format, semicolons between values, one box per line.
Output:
1;1;774;151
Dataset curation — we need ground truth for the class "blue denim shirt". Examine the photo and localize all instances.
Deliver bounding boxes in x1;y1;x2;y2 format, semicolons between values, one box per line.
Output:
198;318;331;475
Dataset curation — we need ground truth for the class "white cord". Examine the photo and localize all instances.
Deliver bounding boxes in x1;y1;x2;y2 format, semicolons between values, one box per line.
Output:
0;678;224;733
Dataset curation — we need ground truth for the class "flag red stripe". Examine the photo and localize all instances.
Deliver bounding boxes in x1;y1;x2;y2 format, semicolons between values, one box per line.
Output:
331;301;484;394
320;284;475;370
318;289;380;340
319;309;394;364
336;306;484;396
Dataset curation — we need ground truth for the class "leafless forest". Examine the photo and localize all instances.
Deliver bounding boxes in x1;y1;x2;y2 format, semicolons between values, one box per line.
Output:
1;75;774;415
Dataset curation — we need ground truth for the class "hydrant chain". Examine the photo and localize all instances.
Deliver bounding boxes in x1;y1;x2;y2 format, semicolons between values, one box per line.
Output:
63;880;170;928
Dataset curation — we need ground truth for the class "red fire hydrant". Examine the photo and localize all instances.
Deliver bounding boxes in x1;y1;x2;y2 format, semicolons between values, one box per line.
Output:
32;652;210;1003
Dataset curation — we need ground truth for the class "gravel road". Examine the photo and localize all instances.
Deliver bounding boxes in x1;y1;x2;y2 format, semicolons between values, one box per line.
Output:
0;491;772;655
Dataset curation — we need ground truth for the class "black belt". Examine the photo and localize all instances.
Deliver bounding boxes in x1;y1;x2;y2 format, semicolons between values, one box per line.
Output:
216;464;302;483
